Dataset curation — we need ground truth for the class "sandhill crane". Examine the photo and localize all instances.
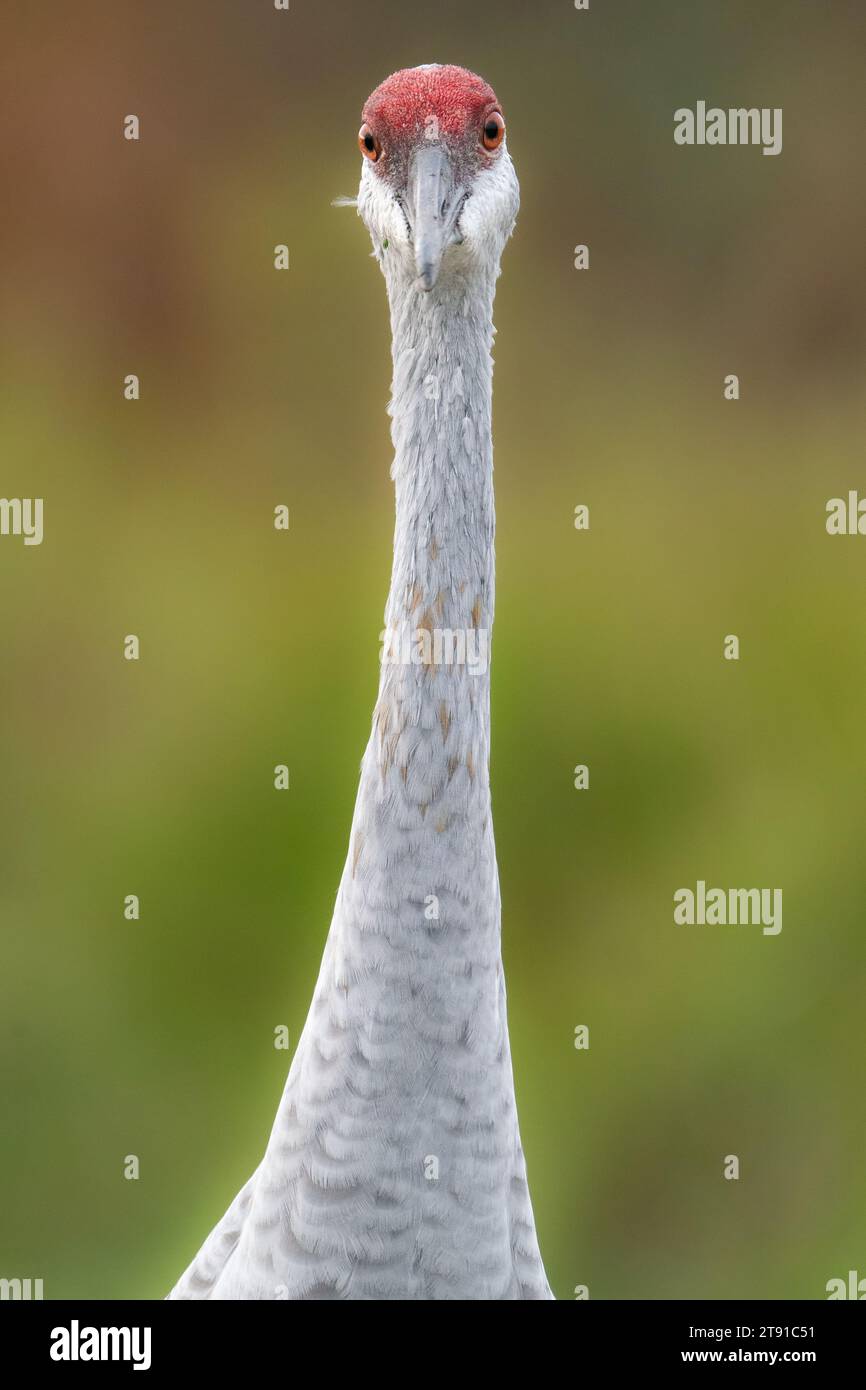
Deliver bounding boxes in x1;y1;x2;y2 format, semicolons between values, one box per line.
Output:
168;64;552;1301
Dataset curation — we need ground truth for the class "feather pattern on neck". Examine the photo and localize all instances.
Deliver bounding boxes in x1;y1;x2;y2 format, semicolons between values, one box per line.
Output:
167;111;551;1302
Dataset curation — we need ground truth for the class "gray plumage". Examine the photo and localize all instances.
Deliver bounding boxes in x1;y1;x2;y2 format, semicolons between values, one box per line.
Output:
168;64;551;1301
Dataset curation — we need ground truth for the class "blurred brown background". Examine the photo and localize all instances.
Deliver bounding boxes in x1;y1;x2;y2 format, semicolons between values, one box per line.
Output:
1;0;864;1299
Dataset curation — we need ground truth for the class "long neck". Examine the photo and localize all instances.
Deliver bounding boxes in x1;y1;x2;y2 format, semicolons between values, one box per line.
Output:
341;262;501;944
385;266;497;636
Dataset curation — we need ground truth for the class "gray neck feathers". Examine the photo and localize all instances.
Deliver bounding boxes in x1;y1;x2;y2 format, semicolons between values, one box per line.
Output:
338;264;501;959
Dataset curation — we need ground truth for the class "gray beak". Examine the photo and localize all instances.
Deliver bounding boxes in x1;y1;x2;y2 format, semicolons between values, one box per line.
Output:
406;144;464;292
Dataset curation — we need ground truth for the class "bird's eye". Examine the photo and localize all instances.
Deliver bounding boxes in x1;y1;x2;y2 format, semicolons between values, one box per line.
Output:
482;111;505;152
358;124;382;162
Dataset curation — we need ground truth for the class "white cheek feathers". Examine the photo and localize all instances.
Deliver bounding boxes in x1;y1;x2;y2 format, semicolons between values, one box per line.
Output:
456;150;520;279
357;163;413;269
357;148;520;291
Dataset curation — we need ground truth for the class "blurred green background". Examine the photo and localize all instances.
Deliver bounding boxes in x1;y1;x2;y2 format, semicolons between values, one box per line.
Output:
1;0;864;1300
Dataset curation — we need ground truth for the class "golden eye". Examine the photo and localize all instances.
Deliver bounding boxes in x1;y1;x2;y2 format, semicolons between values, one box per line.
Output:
482;111;505;152
358;123;382;162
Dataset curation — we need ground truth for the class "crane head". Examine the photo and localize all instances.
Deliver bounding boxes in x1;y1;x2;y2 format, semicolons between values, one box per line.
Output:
356;65;519;293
